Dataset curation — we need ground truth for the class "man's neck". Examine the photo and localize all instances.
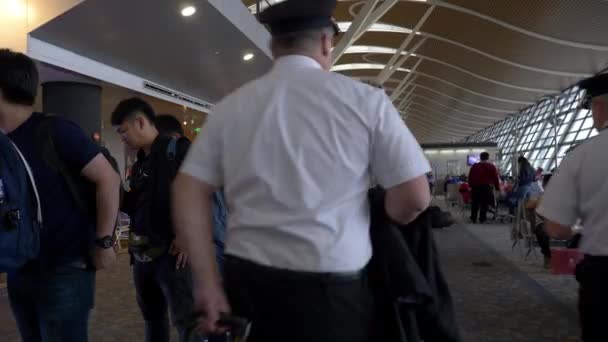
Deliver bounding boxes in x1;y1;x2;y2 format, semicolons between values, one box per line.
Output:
0;105;33;134
141;131;159;156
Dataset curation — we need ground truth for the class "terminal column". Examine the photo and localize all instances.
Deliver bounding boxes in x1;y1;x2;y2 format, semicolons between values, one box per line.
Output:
42;81;102;136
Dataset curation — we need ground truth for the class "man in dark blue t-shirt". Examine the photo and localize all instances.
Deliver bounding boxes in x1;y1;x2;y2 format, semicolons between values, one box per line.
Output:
0;49;121;341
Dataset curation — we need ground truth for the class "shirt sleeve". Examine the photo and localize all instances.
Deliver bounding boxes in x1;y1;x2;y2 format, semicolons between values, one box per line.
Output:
52;118;101;173
536;152;581;226
179;112;224;187
370;93;430;188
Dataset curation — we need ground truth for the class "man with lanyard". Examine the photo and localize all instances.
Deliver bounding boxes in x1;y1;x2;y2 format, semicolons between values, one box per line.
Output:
112;98;208;342
172;0;432;341
537;73;608;341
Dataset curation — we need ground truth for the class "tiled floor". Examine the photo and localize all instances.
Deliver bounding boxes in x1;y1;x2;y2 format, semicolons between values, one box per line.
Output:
0;222;581;342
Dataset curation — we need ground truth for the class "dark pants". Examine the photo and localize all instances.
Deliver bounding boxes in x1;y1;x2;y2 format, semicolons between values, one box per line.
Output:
224;255;375;342
575;256;608;341
7;263;95;342
470;185;494;223
534;223;551;258
133;253;213;342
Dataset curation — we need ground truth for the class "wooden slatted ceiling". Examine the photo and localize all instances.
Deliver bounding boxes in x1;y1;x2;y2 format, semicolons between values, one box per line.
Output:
242;0;608;142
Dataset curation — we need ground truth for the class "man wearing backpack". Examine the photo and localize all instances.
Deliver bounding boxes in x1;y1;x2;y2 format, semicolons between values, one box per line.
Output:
0;49;120;341
112;99;210;342
155;114;227;273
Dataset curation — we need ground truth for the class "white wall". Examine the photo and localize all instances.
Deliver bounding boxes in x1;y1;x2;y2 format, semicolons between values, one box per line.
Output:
424;147;500;179
0;0;82;52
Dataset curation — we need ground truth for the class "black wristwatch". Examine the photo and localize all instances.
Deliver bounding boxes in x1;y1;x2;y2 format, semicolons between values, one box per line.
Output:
94;235;115;249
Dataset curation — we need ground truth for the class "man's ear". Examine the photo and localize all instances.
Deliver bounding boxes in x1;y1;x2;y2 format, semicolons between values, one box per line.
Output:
134;114;146;130
321;32;332;58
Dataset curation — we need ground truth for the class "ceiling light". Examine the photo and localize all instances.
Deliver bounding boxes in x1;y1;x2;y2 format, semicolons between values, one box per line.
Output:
1;0;27;18
243;53;255;61
181;6;196;17
183;121;188;125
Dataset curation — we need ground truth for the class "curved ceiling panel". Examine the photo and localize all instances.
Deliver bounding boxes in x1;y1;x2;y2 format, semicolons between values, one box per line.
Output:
243;0;608;142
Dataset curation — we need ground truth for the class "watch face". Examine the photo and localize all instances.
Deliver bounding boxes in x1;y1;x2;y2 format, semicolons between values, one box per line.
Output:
97;236;114;249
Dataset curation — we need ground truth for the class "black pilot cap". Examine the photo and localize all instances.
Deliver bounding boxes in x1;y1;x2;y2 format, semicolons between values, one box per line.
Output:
258;0;339;36
579;73;608;109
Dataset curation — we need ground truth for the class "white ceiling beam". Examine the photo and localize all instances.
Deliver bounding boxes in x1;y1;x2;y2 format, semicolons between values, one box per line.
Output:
332;0;380;65
352;0;404;42
376;4;436;83
344;48;558;93
407;108;487;130
407;118;475;136
406;117;472;136
409;102;490;126
412;71;534;105
412;84;515;113
398;85;417;110
390;64;420;101
378;36;428;84
410;94;501;121
432;0;608;51
337;21;593;77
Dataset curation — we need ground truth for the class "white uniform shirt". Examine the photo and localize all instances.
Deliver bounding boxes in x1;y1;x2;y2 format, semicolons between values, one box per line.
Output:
537;128;608;256
181;55;430;272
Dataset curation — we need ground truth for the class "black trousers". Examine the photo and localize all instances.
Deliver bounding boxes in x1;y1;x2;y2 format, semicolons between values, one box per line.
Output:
224;255;375;342
575;256;608;341
534;223;551;258
470;185;494;223
132;254;209;342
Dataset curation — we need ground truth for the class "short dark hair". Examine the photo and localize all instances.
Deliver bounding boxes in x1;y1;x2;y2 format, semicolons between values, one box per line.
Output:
271;27;333;54
480;152;490;161
111;97;155;126
155;114;184;137
0;49;39;106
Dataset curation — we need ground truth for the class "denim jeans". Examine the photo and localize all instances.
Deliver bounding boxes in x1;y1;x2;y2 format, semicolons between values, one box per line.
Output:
7;263;95;342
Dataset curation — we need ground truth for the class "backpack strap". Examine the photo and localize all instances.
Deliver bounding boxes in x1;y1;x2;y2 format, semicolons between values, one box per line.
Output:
35;115;90;215
10;142;42;224
166;137;177;161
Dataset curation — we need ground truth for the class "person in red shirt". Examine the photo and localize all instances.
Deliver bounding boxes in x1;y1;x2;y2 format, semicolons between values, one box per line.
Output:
467;152;500;223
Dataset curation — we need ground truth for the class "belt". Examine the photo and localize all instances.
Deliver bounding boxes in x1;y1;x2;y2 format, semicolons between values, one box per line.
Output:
129;232;169;263
224;255;364;283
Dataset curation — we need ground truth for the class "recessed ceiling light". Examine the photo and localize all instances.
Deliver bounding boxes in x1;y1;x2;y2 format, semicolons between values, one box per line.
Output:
181;6;196;17
243;53;255;61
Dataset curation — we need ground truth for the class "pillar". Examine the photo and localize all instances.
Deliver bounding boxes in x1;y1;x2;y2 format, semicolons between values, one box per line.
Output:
42;81;102;137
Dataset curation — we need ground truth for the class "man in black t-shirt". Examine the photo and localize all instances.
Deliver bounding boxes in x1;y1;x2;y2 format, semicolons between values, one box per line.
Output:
0;50;120;341
112;98;206;342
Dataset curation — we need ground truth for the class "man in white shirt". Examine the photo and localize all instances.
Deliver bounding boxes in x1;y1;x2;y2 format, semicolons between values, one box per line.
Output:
172;0;431;341
537;72;608;342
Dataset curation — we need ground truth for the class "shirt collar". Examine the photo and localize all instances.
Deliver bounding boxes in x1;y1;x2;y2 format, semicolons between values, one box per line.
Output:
273;55;323;72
